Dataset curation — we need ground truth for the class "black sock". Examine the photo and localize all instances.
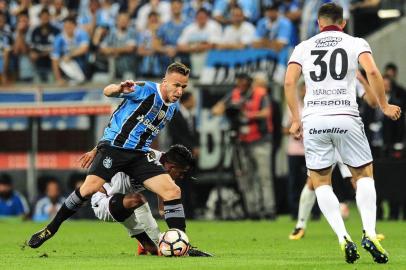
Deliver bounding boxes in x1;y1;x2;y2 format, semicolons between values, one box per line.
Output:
163;199;186;232
47;188;88;234
132;232;158;255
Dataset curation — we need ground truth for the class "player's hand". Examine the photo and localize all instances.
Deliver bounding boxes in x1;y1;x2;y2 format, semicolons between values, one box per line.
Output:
382;104;402;121
289;121;303;140
78;148;97;169
119;80;145;94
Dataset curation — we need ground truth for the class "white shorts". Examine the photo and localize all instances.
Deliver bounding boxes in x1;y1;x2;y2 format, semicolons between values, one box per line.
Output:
306;149;352;179
91;192;145;235
303;115;372;170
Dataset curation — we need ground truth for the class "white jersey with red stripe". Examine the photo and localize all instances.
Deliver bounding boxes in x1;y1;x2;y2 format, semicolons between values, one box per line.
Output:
288;26;372;118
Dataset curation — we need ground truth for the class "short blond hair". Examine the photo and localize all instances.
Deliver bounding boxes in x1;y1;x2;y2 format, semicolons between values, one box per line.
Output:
166;62;190;76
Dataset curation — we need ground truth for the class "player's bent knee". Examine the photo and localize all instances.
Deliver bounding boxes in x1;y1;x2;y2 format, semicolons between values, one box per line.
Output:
163;185;181;201
123;193;147;209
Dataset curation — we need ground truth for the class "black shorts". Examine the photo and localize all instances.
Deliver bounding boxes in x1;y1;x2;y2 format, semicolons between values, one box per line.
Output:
88;143;166;183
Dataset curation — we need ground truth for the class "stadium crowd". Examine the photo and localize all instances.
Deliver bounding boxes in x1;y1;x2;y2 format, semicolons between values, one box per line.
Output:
0;0;391;85
1;0;405;222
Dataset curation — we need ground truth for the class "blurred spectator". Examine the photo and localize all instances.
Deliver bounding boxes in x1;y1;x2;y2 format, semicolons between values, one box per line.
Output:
168;91;199;218
0;0;12;27
364;75;405;157
52;16;90;85
278;0;302;46
10;0;32;27
50;0;69;30
252;3;293;52
282;80;306;219
136;0;171;31
183;0;212;21
33;178;65;221
384;63;406;98
29;8;60;82
29;0;51;27
213;0;260;24
0;11;11;84
96;0;120;29
215;5;256;50
119;0;146;22
168;91;199;157
78;0;100;36
68;173;95;219
99;12;136;79
0;174;29;218
156;0;190;67
212;73;276;220
136;11;162;77
177;8;221;77
12;12;34;82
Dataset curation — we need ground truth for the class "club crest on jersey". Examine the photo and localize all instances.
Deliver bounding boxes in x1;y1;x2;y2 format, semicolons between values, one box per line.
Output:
103;156;113;169
158;110;165;120
315;36;342;48
146;151;156;162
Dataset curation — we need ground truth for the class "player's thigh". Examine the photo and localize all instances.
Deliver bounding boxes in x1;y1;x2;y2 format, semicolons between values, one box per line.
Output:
309;167;333;188
348;163;373;181
333;116;373;168
80;175;106;197
302;116;336;170
143;174;181;201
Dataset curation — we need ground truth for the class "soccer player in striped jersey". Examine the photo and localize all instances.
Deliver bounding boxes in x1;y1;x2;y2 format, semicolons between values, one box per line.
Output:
80;144;212;257
28;62;191;249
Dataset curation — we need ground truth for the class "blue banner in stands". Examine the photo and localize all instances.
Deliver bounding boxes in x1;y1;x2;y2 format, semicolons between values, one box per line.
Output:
199;48;289;85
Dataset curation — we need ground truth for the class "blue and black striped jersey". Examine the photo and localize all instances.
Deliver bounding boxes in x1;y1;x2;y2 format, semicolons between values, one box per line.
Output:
101;81;179;152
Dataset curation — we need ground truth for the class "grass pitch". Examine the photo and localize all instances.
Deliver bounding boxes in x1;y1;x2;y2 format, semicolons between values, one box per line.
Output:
1;212;405;270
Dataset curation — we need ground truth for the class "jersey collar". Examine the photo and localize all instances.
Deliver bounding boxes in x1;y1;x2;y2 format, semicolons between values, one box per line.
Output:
321;25;343;32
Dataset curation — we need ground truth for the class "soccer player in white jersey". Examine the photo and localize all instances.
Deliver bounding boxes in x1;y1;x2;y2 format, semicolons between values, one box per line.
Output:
289;71;382;240
284;3;401;264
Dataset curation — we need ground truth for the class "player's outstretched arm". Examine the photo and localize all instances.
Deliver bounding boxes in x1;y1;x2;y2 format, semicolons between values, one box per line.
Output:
359;53;401;120
284;63;303;139
103;80;145;97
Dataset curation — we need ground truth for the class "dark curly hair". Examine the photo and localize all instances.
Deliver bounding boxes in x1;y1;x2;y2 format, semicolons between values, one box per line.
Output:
162;144;194;168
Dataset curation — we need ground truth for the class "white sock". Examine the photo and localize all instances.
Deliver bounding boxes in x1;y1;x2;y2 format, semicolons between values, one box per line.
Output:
315;185;350;243
296;185;316;229
356;177;377;238
134;203;160;244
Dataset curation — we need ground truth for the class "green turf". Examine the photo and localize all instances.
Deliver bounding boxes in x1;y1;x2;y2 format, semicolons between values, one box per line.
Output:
1;213;405;270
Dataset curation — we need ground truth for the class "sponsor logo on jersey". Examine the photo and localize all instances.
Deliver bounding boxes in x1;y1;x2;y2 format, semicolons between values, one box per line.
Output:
103;156;113;169
307;99;350;107
313;88;347;95
309;127;348;135
136;114;160;135
146;151;156;162
315;36;342;48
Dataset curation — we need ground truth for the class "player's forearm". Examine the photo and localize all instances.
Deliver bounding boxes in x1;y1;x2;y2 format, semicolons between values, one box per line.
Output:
285;84;300;122
103;84;122;97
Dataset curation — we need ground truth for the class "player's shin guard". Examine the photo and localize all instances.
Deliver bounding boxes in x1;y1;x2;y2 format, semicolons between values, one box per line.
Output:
356;177;377;238
163;199;186;232
47;188;88;234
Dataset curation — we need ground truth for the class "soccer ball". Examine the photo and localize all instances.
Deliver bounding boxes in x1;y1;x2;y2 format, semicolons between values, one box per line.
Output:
158;229;190;257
